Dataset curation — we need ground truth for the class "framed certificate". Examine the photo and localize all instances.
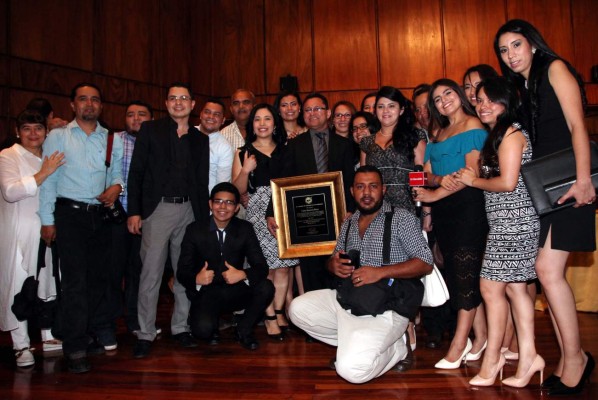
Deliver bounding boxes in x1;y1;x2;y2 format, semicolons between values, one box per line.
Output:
271;172;347;258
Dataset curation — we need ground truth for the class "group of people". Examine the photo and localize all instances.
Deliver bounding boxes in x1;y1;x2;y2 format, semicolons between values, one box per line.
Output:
0;19;595;394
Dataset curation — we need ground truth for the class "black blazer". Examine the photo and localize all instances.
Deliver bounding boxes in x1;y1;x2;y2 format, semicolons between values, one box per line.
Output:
127;117;210;222
284;131;355;212
177;217;269;300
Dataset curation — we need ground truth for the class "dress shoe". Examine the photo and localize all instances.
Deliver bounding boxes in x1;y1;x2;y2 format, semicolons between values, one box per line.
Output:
67;356;91;373
235;331;259;351
466;340;487;361
87;339;106;356
426;336;442;349
435;338;472;369
329;357;337;370
207;333;220;346
264;314;285;341
548;351;595;396
396;344;414;372
502;354;545;388
274;309;290;332
15;348;35;368
133;339;152;359
173;332;198;348
469;354;506;386
42;339;63;353
541;373;561;389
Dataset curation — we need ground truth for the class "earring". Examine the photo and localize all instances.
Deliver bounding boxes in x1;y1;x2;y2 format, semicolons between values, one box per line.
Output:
16;133;20;138
532;47;537;54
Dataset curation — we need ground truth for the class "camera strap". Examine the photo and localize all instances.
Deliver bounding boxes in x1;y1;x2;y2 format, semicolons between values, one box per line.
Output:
344;206;394;264
103;130;115;190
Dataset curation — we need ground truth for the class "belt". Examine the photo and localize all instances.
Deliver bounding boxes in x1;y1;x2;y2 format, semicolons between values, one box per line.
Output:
161;196;190;204
56;197;103;212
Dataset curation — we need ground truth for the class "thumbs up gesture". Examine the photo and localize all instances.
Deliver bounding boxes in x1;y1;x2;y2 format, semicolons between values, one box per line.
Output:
222;261;247;285
195;262;215;286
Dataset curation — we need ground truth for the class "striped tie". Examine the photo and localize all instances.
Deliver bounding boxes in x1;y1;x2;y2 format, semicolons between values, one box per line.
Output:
314;132;328;173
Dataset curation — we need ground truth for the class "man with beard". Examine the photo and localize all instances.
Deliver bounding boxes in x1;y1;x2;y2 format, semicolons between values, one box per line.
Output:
112;101;153;337
40;82;124;373
288;165;433;384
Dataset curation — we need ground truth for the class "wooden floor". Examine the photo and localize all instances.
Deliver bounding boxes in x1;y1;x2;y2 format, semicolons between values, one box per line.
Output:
1;294;597;400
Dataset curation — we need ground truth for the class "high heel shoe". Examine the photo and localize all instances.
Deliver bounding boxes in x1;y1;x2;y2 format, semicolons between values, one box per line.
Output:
469;354;506;386
435;338;472;369
549;352;595;395
466;340;487;361
541;374;561;389
264;315;284;341
274;309;290;332
502;354;545;388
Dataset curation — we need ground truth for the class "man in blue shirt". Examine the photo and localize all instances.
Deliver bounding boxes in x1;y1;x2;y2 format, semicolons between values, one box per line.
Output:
40;82;124;373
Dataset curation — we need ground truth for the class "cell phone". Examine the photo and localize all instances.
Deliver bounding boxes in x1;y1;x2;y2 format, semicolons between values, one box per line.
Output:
339;250;360;269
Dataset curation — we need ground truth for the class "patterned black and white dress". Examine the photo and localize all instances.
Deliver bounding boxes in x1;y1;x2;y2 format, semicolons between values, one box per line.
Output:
241;144;299;269
480;124;540;282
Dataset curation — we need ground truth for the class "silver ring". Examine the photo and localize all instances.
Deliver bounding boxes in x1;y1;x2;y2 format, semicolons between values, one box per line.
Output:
357;277;361;282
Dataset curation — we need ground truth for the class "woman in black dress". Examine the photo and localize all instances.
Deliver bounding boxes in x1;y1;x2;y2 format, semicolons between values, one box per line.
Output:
495;19;595;395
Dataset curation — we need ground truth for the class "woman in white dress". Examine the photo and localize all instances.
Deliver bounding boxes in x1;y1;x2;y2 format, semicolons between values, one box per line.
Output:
0;109;64;367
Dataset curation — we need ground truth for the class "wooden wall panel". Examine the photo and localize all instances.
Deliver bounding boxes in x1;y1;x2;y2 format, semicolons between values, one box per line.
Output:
190;0;214;96
378;0;443;88
95;0;157;83
0;0;7;54
0;55;6;86
442;0;505;83
10;0;93;70
8;90;72;120
264;0;313;94
157;0;192;86
211;0;265;97
313;0;377;91
9;59;92;97
572;0;598;82
506;0;573;63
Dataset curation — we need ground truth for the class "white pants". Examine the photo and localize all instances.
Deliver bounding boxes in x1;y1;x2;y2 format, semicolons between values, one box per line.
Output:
289;289;408;384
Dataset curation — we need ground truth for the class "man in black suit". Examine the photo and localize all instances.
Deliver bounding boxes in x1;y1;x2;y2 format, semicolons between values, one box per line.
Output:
267;92;355;292
127;82;210;358
177;183;274;350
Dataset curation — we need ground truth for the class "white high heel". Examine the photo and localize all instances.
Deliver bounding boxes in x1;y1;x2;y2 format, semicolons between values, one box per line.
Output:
435;338;472;369
466;340;487;361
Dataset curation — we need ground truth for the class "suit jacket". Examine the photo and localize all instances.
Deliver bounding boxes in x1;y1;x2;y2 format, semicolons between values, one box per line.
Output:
280;131;355;213
127;117;210;222
177;217;268;300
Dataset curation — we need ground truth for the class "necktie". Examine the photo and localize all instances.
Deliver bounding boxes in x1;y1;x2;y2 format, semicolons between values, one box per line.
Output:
314;132;328;173
217;229;224;253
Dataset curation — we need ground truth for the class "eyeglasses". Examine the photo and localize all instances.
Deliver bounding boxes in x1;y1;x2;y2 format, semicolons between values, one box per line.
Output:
212;199;237;206
167;95;192;102
304;106;326;113
351;123;369;132
334;113;352;120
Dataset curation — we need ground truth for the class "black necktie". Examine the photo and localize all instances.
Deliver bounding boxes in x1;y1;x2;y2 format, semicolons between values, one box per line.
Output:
314;132;328;173
217;229;224;253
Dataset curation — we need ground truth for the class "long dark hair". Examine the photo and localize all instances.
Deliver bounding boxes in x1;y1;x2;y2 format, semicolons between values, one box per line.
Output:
462;64;498;86
245;103;287;146
493;19;586;144
477;77;521;178
428;79;477;130
273;90;305;127
375;86;419;161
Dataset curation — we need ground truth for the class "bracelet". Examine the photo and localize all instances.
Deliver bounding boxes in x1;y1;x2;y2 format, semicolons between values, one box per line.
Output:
421;210;431;217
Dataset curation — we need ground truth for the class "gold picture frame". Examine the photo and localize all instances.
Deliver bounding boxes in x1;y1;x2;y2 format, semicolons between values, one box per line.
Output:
271;171;347;258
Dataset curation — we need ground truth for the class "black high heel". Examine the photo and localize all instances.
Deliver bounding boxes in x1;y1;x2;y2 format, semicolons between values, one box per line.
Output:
264;315;284;341
548;352;595;396
541;373;561;389
274;309;290;332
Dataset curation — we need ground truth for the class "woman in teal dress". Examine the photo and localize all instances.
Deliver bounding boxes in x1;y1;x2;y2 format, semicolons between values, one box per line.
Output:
412;79;488;370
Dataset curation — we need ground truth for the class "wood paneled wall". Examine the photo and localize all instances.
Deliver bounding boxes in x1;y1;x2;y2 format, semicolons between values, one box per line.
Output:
2;0;597;145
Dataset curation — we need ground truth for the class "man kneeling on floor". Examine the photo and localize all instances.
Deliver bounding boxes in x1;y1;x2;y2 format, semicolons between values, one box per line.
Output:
177;182;274;350
289;165;433;384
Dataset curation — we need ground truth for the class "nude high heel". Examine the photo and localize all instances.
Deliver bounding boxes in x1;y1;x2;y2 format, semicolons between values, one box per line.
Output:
469;354;506;386
500;346;519;360
502;354;545;388
435;338;472;369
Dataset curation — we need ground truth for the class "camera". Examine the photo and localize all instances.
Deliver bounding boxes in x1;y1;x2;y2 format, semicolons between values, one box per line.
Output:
339;249;360;269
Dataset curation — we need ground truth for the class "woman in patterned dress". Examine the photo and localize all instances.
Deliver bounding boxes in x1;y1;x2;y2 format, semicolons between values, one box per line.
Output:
456;77;542;387
232;103;299;340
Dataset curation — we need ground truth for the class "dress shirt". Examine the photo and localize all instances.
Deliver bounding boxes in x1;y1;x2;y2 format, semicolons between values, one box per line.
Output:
195;126;234;192
115;130;136;212
39;120;124;225
220;121;245;151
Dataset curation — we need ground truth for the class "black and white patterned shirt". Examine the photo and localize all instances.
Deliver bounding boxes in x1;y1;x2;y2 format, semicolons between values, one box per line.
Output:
335;201;433;268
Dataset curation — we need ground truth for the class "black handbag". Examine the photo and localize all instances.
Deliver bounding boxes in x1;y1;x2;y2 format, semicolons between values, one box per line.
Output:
101;131;127;224
521;141;598;216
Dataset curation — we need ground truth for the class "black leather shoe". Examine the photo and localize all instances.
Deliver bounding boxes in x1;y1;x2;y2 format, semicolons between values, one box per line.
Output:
396;331;414;372
67;356;91;373
329;357;336;370
548;352;595;396
133;339;152;359
264;315;285;341
173;332;198;348
207;333;220;346
235;331;259;351
87;339;105;356
426;336;442;349
541;374;561;389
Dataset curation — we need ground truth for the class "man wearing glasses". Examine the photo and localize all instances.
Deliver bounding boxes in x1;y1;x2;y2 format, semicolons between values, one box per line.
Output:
267;93;355;293
127;82;210;358
177;183;273;350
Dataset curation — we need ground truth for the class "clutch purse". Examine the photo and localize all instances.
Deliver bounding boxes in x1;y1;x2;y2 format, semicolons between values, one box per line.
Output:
520;142;598;216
